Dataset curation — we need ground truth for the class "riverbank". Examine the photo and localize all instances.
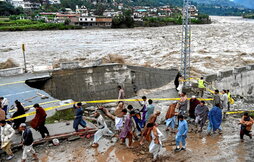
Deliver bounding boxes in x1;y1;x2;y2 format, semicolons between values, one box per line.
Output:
135;15;211;27
243;14;254;19
0;19;82;31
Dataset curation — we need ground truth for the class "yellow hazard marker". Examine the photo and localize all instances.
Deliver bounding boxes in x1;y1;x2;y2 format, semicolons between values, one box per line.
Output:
0;81;25;87
226;110;254;115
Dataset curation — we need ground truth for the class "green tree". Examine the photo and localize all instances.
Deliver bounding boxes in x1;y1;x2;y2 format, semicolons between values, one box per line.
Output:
0;2;24;16
112;10;134;28
94;4;106;16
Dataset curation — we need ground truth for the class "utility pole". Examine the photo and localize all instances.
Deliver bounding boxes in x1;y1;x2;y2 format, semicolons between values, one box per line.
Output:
180;0;191;87
22;44;27;73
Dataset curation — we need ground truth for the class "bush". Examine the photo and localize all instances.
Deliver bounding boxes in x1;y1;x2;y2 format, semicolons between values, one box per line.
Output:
0;22;82;31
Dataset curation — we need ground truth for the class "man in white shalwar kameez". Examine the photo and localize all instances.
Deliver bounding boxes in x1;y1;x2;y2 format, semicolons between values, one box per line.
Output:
92;111;113;147
146;123;163;160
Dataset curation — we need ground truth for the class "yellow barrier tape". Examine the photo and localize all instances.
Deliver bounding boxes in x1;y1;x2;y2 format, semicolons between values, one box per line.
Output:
7;97;213;121
9;100;61;113
226;110;254;115
0;81;25;87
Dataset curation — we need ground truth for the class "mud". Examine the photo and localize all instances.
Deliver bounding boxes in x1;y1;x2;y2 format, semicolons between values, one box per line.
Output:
6;115;253;162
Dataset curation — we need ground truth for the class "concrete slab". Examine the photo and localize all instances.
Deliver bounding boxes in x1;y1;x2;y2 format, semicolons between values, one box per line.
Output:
0;72;69;120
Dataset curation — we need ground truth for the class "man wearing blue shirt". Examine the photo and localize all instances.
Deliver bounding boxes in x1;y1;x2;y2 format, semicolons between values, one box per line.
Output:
175;115;188;152
73;102;87;132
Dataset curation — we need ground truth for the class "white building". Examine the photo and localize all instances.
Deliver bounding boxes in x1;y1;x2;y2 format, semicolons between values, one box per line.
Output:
76;5;89;16
79;16;96;22
49;0;60;4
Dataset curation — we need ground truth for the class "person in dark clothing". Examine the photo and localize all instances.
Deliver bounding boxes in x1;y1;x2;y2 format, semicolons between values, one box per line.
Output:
30;104;49;138
127;105;142;132
19;123;38;162
239;112;254;142
12;100;26;129
174;72;182;91
73;102;87;132
189;96;200;119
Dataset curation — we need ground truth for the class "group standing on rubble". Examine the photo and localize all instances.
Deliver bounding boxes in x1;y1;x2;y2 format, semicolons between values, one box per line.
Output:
0;75;253;161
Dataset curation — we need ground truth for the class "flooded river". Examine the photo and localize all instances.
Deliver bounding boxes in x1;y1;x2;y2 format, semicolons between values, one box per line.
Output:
1;16;254;75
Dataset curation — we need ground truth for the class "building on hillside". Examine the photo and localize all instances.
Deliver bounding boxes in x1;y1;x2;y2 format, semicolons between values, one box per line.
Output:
134;9;148;18
55;13;80;23
189;5;198;17
48;0;60;4
9;0;41;9
76;5;89;16
103;9;122;17
78;16;112;28
118;3;123;10
64;8;75;14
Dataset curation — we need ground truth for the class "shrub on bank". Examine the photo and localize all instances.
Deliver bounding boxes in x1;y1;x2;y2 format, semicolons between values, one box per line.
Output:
0;22;82;31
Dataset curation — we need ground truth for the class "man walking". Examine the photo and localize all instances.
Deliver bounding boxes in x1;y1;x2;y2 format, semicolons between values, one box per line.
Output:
197;77;206;97
175;115;188;152
0;97;9;115
138;96;148;128
174;72;182;92
221;90;228;110
145;99;155;124
19;123;38;162
114;102;125;133
189;96;200;120
178;92;188;117
165;102;178;132
31;104;49;138
0;107;6;121
207;104;222;135
195;101;209;132
73;102;87;132
147;123;163;161
119;110;135;148
239;112;254;142
117;86;125;100
213;90;221;107
92;111;113;147
0;120;15;160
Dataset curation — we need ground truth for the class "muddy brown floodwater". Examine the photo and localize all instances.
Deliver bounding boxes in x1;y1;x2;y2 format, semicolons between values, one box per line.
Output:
1;16;254;75
8;116;253;162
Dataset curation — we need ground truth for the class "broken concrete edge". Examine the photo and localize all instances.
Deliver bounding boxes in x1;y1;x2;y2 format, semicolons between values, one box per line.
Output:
41;63;178;102
205;65;252;82
0;67;24;77
204;64;254;98
0;128;98;155
0;62;177;77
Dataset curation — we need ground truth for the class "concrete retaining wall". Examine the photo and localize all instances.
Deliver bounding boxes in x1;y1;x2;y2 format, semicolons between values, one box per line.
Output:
0;67;24;76
205;64;254;97
42;64;178;101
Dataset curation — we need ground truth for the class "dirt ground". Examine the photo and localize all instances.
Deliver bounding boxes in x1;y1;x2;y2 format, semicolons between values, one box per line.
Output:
5;115;253;162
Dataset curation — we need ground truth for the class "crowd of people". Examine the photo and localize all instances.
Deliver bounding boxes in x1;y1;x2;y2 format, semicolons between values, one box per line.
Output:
0;97;48;161
0;79;253;161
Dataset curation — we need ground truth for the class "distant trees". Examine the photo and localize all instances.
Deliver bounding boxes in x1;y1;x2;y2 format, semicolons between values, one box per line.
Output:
94;4;106;16
112;10;134;28
0;2;24;16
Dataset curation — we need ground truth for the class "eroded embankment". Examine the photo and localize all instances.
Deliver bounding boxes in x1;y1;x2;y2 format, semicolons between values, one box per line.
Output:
26;64;178;102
